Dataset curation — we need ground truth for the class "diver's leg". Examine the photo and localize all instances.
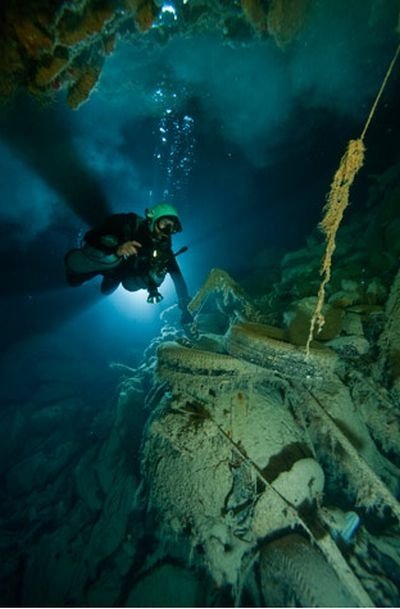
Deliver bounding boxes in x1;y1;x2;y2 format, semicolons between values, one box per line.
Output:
65;247;122;292
121;275;147;292
65;249;100;287
100;276;120;295
65;269;99;287
100;271;121;295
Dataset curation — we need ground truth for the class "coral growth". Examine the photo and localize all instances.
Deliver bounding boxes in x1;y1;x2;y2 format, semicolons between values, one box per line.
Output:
0;0;314;107
102;33;117;55
240;0;311;42
67;65;101;110
57;4;115;47
124;0;157;31
267;0;311;48
240;0;268;33
34;52;69;87
13;19;54;57
135;1;157;32
0;0;159;107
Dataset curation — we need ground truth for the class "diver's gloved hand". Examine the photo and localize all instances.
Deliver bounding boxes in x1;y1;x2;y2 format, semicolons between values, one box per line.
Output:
147;289;164;304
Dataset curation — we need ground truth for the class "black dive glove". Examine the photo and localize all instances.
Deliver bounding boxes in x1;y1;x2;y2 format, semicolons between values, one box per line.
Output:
147;289;164;304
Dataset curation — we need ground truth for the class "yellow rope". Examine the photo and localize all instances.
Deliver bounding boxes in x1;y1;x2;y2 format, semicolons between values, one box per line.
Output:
361;42;400;140
305;42;400;357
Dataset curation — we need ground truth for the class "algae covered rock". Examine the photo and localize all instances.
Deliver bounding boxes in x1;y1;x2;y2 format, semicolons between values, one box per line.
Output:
284;296;345;345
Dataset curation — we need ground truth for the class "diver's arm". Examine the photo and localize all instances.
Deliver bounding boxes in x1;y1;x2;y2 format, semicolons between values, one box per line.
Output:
168;257;189;305
84;214;140;255
116;241;142;258
84;215;124;254
168;256;193;324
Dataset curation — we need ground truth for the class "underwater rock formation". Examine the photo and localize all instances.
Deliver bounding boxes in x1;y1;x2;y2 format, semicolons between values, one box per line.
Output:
138;266;400;606
1;161;400;605
137;162;400;606
0;0;159;108
0;0;381;108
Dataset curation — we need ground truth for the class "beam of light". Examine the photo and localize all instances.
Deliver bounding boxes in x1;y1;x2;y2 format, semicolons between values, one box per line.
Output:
56;283;169;356
105;276;176;320
0;96;110;226
109;286;162;319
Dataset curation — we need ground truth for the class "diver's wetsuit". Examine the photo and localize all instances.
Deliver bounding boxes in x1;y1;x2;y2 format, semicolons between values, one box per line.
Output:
65;213;190;308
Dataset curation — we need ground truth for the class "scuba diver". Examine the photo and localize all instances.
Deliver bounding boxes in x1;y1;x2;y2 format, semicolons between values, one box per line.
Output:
65;203;193;325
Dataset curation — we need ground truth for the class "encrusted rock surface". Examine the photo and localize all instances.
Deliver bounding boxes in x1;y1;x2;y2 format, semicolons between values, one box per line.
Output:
0;0;315;108
1;161;400;605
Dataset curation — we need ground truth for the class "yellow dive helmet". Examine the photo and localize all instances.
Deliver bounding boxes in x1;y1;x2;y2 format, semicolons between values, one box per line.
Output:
146;203;182;233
